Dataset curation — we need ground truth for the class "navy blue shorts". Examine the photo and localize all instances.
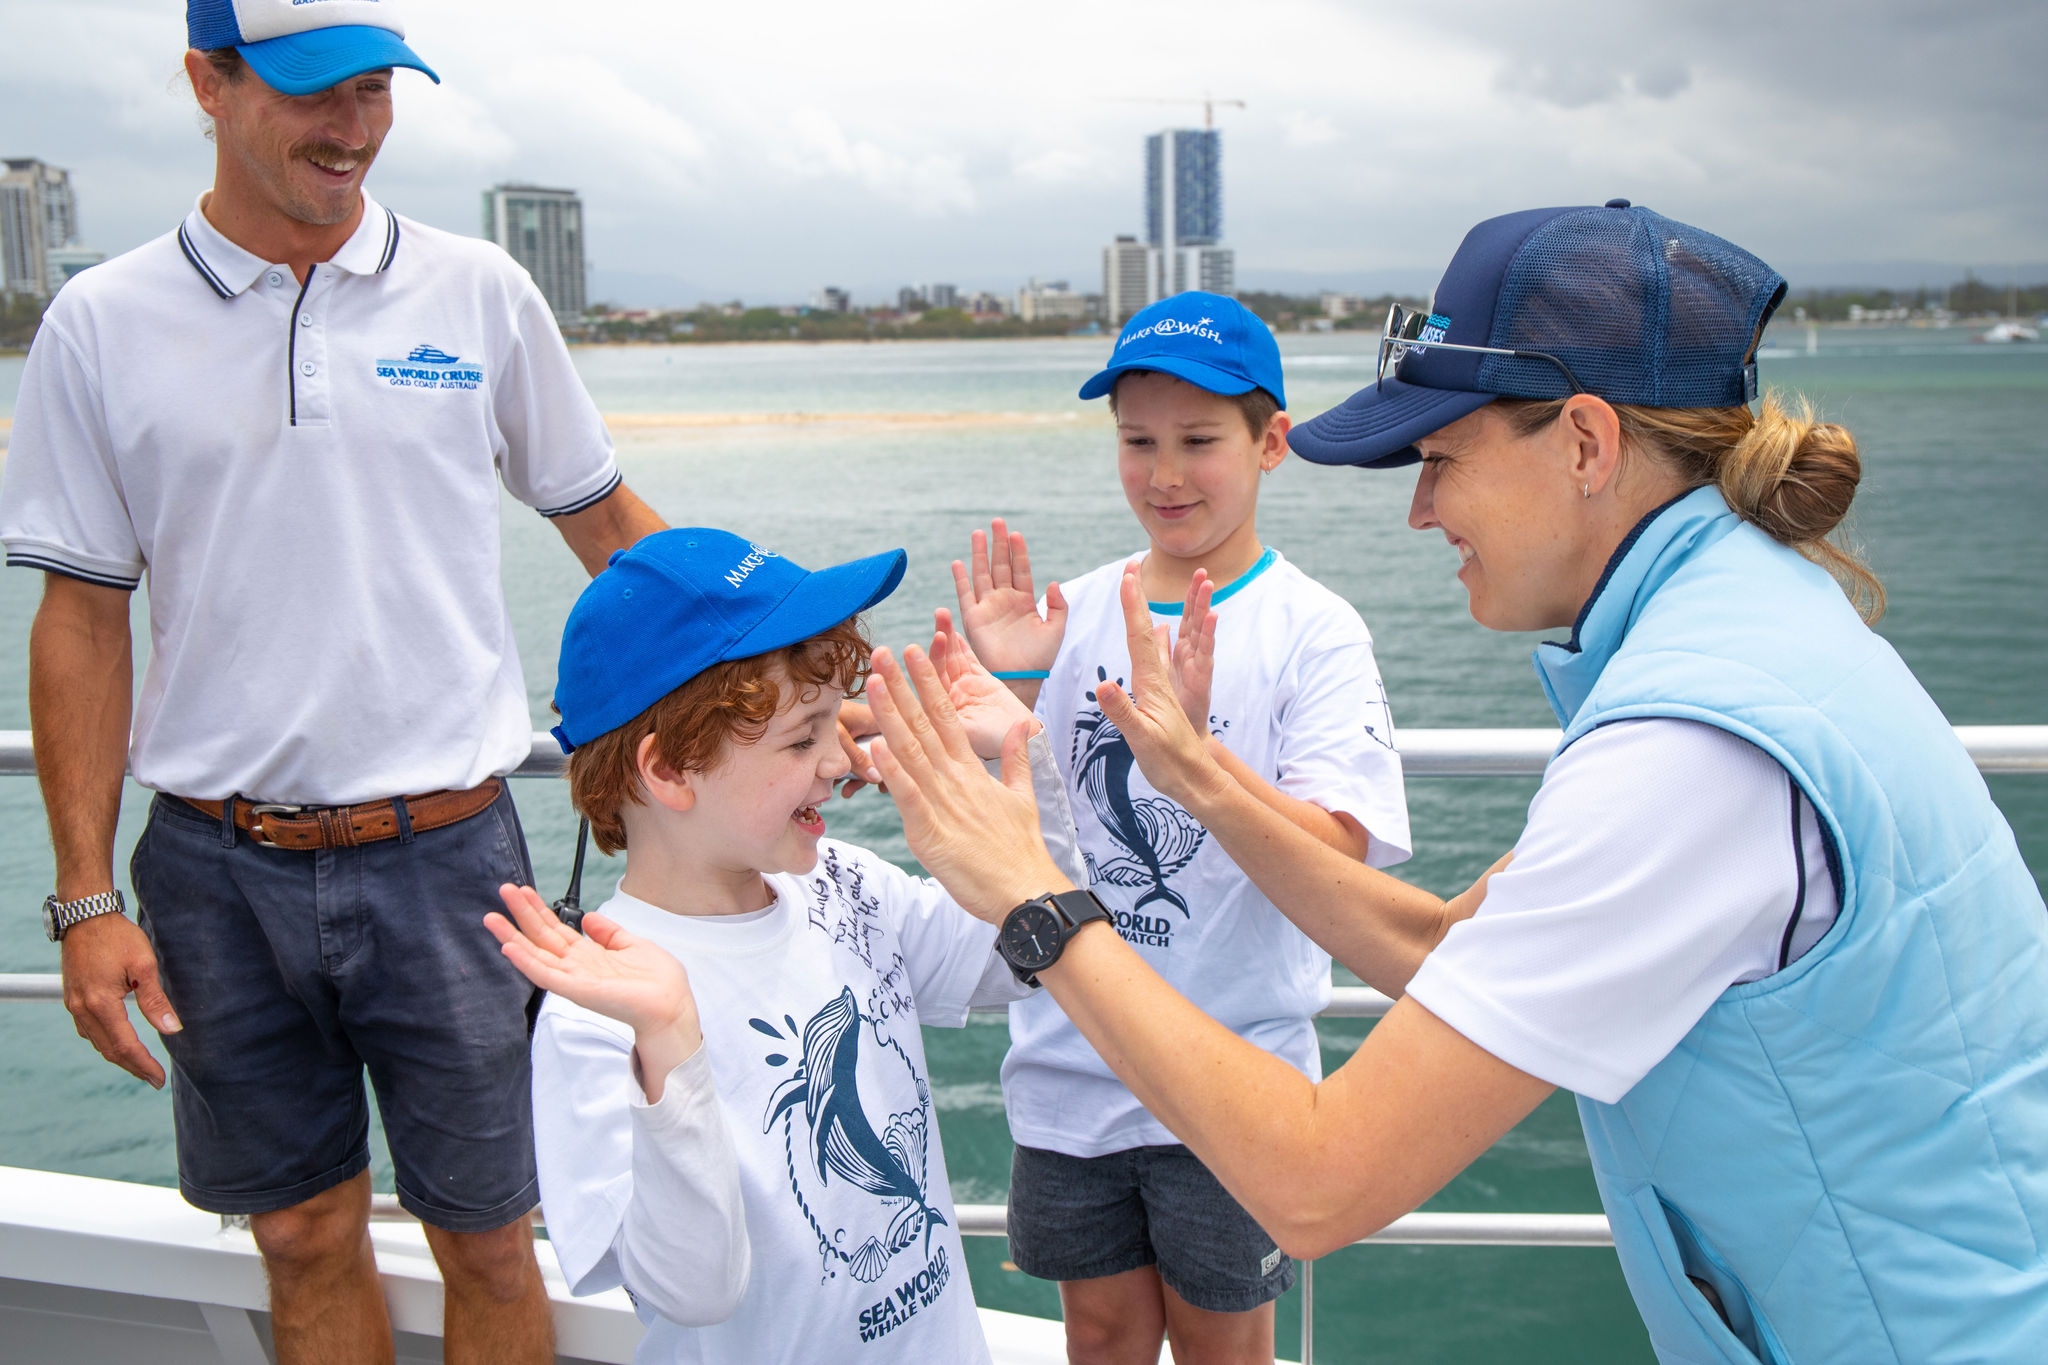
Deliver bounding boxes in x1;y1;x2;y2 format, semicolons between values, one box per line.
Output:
1007;1143;1294;1314
131;786;540;1231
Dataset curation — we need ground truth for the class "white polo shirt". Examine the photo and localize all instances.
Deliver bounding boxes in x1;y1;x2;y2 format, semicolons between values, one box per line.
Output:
0;192;619;804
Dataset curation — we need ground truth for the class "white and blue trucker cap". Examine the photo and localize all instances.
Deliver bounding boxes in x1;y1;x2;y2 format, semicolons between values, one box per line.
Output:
1290;200;1787;468
188;0;440;96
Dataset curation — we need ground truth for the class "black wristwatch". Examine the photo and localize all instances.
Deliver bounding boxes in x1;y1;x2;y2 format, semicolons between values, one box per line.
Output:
997;889;1113;986
43;890;126;943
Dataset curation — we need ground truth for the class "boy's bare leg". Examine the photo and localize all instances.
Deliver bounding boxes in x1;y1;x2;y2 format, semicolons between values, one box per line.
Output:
424;1218;554;1365
250;1172;394;1365
1162;1283;1274;1365
1060;1266;1168;1365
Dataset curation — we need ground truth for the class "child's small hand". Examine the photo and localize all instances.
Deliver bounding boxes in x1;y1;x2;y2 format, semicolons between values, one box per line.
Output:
487;886;705;1097
929;607;1041;760
834;698;886;798
951;519;1067;697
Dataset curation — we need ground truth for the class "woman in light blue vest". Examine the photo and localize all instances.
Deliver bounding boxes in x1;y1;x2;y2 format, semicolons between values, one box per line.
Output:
860;202;2048;1363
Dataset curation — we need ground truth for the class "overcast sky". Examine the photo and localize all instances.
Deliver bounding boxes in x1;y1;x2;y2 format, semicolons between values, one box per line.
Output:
5;0;2044;306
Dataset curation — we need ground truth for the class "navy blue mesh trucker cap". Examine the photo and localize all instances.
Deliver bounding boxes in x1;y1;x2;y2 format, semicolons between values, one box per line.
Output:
1079;291;1286;409
1290;200;1787;468
551;529;907;752
188;1;439;97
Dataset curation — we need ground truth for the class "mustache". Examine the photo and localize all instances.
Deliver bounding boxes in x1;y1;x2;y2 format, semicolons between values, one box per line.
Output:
293;137;380;167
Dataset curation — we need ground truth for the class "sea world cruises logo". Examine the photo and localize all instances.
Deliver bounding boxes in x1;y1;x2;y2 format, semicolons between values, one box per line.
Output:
1410;313;1451;356
374;344;483;390
1118;315;1224;348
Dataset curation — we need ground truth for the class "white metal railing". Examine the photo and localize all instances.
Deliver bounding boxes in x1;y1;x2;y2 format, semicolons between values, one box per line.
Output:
4;725;2046;779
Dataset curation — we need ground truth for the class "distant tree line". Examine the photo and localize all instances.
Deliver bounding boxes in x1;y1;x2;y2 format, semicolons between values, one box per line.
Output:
1784;274;2044;323
1;294;48;350
576;303;1086;345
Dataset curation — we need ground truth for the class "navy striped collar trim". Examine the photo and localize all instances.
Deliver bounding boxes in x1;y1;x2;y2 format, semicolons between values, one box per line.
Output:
1148;546;1279;616
178;198;400;300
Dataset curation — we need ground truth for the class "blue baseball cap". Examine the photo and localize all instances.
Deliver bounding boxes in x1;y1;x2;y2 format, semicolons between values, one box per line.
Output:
551;530;908;752
1079;291;1286;409
1290;200;1787;468
188;0;440;97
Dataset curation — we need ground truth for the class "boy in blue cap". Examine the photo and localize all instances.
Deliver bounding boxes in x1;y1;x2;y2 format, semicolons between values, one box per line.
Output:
955;293;1413;1362
486;529;1087;1365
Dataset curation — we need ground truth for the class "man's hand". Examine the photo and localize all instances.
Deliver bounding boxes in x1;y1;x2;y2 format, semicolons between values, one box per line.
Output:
950;519;1067;704
928;608;1041;760
834;699;885;798
486;885;704;1100
61;912;179;1089
1092;567;1231;809
867;645;1069;924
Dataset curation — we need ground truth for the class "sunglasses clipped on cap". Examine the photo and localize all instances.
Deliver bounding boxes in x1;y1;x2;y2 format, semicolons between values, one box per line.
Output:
1377;303;1588;396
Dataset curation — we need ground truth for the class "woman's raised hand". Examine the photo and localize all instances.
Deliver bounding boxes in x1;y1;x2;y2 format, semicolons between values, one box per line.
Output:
868;644;1070;924
1093;564;1230;808
929;607;1042;760
486;886;704;1094
951;519;1068;692
1169;568;1218;731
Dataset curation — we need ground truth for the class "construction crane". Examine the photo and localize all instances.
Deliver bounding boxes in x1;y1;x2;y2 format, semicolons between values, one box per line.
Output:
1106;95;1246;128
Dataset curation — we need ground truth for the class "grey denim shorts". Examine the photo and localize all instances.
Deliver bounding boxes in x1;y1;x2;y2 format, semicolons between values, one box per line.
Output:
1007;1142;1295;1313
132;786;540;1231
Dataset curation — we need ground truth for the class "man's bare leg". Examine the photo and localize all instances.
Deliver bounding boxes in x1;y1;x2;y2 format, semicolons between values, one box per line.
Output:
1162;1280;1274;1365
249;1171;393;1365
1060;1265;1169;1365
424;1217;554;1365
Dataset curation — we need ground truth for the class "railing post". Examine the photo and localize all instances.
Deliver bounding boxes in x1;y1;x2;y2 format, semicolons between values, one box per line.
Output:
1299;1255;1313;1365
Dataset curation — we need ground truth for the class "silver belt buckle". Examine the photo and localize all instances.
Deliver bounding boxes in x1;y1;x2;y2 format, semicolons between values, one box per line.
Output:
246;802;308;848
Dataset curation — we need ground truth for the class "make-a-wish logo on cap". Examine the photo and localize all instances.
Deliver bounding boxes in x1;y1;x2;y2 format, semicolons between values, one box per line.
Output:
374;344;483;390
723;543;781;589
1119;315;1223;349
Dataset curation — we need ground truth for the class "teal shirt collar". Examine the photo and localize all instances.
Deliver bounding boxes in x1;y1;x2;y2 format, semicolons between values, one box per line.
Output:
1148;546;1279;616
1531;485;1741;726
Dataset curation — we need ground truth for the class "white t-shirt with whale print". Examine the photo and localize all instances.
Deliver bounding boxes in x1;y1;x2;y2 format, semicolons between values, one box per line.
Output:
534;733;1086;1364
1006;548;1413;1158
536;846;1002;1365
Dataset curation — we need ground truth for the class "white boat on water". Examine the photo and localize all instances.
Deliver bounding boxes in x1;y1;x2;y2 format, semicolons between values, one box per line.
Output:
1979;319;2039;343
4;724;2045;1364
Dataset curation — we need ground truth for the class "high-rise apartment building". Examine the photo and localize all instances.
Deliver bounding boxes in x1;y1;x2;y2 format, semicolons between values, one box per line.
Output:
1145;129;1221;250
1103;236;1152;325
482;183;587;321
1124;130;1235;308
3;159;82;300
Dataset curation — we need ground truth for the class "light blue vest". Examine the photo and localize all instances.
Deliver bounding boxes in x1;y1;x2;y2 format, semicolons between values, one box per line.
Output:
1532;486;2048;1364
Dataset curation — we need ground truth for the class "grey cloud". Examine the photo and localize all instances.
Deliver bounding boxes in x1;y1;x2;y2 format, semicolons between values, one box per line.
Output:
2;0;2042;305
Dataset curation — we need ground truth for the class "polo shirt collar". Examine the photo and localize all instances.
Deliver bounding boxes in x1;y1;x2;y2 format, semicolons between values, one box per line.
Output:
178;191;401;300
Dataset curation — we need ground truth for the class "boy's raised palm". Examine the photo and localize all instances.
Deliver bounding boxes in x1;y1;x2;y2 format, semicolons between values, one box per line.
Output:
487;885;699;1041
951;519;1067;679
929;608;1041;759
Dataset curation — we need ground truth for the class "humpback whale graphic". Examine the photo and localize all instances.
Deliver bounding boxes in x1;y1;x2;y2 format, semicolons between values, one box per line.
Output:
761;988;947;1275
1073;667;1207;917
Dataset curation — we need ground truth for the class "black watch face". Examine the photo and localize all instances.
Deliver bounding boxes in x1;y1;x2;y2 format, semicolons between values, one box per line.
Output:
1001;903;1063;972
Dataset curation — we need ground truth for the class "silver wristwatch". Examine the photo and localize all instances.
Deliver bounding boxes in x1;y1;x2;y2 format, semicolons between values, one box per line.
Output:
42;890;126;942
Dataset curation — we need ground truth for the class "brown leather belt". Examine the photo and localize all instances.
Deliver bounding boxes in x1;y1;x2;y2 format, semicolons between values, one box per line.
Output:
178;778;504;851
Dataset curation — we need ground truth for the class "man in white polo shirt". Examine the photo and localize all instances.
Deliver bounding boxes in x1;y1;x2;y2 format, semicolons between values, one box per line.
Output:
0;4;667;1361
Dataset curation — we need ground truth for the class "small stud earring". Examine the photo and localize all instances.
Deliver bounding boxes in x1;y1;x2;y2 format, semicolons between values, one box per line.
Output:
1582;483;1591;499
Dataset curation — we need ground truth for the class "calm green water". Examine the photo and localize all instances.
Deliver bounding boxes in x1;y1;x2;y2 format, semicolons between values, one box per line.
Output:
0;328;2042;1361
